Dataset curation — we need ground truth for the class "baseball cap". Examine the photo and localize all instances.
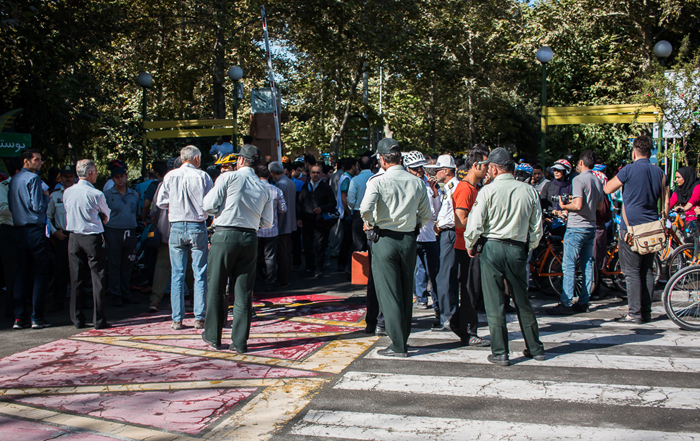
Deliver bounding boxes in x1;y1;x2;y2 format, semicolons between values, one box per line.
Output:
239;144;261;161
373;138;401;157
425;155;456;169
60;164;76;175
478;147;514;166
111;167;126;177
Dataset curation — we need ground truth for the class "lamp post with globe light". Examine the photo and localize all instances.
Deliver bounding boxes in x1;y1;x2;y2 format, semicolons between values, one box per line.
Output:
536;46;553;166
653;40;673;170
228;66;244;150
137;72;152;176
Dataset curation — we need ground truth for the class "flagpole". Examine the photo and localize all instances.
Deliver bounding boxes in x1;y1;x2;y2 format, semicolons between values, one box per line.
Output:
261;5;282;160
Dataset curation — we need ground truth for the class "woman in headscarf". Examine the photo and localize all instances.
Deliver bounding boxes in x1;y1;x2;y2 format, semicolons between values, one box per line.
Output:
540;159;573;211
670;166;700;229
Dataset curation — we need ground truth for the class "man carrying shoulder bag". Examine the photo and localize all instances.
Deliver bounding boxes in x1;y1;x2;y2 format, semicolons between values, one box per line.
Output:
605;136;669;324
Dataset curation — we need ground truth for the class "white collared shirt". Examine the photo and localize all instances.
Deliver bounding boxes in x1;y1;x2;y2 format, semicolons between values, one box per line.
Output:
156;163;213;223
63;180;111;234
436;176;460;229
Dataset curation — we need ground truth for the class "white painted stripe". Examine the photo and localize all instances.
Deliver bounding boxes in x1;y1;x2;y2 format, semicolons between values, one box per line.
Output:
291;410;700;440
334;372;700;410
409;329;700;347
365;347;700;373
471;314;681;330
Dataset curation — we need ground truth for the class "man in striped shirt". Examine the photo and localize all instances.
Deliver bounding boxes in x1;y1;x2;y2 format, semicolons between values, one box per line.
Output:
255;165;287;291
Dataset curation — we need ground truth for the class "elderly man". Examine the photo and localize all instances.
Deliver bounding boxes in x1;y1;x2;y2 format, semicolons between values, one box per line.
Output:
269;161;296;287
8;148;50;329
465;148;545;366
156;146;213;330
202;144;274;352
63;159;112;329
360;138;432;357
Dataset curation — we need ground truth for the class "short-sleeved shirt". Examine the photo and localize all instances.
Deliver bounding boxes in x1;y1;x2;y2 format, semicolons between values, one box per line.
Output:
616;158;665;231
567;170;605;229
453;180;479;250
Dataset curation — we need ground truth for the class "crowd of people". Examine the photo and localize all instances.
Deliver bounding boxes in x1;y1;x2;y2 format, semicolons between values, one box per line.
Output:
0;134;675;363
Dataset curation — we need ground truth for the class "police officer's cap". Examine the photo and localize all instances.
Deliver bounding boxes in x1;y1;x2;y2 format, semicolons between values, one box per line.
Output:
239;144;261;161
478;147;513;166
373;138;401;157
111;166;127;177
60;164;76;175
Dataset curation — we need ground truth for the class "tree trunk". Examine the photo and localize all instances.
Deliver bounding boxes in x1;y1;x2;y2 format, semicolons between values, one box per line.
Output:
328;65;363;156
212;11;226;119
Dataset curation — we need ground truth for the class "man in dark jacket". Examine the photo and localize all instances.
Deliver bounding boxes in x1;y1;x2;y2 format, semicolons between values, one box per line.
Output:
297;164;336;278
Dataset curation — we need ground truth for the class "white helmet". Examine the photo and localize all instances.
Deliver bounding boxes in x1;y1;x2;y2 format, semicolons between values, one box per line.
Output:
403;150;427;168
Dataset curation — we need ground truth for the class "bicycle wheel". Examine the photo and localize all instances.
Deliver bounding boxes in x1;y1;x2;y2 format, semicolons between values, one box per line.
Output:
668;243;694;278
547;255;587;297
663;265;700;331
612;253;661;293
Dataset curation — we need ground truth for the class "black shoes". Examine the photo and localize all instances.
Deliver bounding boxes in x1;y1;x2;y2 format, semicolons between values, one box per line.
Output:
613;315;642;324
31;320;51;329
375;326;387;336
463;336;490;347
201;334;225;351
572;303;590;313
523;348;546;361
487;354;510;366
377;347;408;358
13;319;30;329
546;303;574;315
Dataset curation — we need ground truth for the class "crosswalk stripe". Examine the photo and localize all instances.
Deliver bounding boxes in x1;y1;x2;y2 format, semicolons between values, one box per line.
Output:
409;329;700;347
334;372;700;410
364;347;700;373
290;410;700;440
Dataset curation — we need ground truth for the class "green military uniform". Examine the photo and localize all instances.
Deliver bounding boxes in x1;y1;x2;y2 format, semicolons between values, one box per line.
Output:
201;145;274;352
360;139;432;355
465;150;544;361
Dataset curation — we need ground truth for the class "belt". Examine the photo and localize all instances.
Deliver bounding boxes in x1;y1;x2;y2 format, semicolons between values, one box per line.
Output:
216;226;256;234
440;227;455;231
487;238;527;248
377;228;415;239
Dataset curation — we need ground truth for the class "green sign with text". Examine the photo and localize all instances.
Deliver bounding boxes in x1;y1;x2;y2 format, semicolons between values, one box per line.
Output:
0;133;31;157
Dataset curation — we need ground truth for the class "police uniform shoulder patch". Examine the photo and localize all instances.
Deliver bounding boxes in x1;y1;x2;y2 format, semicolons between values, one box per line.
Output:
447;182;455;190
472;200;478;207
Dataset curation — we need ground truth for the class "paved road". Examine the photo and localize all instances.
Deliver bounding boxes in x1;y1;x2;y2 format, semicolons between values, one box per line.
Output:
1;274;699;440
278;291;700;441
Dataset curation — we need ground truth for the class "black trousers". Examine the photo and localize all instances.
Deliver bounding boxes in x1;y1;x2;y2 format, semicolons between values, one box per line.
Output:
257;235;278;286
450;249;482;340
291;229;302;266
69;233;108;328
276;233;292;286
14;225;50;323
51;234;71;309
302;217;329;273
618;237;654;320
104;227;138;299
436;230;458;325
351;211;366;253
0;224;18;318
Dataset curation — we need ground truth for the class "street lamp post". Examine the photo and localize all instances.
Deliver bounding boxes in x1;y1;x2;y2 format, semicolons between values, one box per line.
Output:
653;40;673;174
227;66;244;150
536;46;553;167
136;72;152;176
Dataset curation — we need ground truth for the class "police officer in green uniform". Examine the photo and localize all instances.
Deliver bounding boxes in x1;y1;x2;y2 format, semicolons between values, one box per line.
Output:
202;144;274;353
464;148;545;366
46;165;77;311
360;138;432;357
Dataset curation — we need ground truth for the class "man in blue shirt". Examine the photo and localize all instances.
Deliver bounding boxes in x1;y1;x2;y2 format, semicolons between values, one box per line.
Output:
209;136;234;159
605;136;669;323
8;149;50;329
104;167;140;306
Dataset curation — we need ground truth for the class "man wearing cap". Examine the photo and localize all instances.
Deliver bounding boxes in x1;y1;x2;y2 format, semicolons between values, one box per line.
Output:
426;154;460;331
104;166;140;307
465;148;545;366
47;165;77;311
157;146;214;331
202;144;274;352
360;138;432;357
63;159;111;329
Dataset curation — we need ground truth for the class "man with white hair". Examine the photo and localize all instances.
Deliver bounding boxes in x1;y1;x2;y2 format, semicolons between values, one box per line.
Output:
156;145;213;331
63;159;111;329
269;161;296;287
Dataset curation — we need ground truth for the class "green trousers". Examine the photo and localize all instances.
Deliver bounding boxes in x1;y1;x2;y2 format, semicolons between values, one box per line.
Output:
371;232;417;353
480;240;544;357
203;230;257;351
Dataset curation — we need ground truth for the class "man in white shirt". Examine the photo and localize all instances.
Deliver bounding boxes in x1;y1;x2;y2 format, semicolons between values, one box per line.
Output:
156;146;213;331
425;155;460;331
255;165;287;290
63;159;111;329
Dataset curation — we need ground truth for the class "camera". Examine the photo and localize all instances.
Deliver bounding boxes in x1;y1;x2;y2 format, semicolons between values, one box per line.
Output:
550;194;571;204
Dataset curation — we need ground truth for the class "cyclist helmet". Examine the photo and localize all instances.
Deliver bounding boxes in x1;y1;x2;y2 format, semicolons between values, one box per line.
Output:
551;159;572;175
515;163;533;175
403;150;427;168
215;153;238;165
593;164;607;172
282;156;290;164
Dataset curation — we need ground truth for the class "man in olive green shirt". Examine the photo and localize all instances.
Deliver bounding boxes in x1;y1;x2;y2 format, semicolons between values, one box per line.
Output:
360;138;432;357
465;148;544;366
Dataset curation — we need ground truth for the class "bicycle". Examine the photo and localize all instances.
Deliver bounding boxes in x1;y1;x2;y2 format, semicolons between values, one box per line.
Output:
662;214;700;330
